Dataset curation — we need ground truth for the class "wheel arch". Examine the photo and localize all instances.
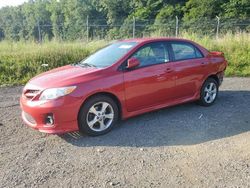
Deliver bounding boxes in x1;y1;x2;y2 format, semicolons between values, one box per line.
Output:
198;73;220;97
201;73;220;88
207;74;219;84
77;91;123;122
198;74;219;106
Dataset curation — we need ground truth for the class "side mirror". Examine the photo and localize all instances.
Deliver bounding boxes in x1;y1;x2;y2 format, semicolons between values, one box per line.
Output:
127;57;140;69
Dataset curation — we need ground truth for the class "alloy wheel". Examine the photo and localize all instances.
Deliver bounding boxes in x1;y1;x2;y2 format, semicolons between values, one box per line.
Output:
204;82;217;104
86;102;114;132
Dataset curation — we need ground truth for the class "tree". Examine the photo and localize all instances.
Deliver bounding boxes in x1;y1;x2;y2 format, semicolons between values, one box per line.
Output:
47;0;65;40
0;0;249;41
183;0;227;22
0;27;4;40
98;0;131;25
222;0;250;19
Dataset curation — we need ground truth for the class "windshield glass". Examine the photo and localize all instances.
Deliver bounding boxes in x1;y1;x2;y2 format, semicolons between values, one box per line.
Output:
78;42;137;68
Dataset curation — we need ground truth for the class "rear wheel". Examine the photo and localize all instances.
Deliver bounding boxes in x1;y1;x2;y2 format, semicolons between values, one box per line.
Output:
78;95;119;136
198;78;219;106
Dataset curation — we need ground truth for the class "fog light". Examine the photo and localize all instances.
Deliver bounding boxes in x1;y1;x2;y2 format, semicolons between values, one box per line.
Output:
45;113;54;126
23;111;36;125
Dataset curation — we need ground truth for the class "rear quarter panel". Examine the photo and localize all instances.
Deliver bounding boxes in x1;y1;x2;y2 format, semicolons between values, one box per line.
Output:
207;54;227;79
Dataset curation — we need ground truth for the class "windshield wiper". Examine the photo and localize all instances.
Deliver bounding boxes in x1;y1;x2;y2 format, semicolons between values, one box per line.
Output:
75;62;97;68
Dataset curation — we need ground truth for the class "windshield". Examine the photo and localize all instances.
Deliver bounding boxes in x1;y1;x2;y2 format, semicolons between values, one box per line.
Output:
78;42;138;68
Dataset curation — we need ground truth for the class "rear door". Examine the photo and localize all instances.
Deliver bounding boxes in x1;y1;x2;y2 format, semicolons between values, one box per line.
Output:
168;41;209;99
123;42;176;112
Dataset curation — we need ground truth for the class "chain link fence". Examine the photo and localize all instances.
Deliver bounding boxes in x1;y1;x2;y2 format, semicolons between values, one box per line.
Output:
19;17;250;42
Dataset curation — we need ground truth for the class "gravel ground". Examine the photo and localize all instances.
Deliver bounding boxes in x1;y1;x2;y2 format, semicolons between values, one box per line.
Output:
0;77;250;188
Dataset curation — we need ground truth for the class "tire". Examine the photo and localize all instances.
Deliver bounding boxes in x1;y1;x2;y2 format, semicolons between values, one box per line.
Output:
198;78;219;106
78;95;119;136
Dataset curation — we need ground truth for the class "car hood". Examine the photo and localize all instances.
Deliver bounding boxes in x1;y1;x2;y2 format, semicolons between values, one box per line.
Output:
25;65;101;90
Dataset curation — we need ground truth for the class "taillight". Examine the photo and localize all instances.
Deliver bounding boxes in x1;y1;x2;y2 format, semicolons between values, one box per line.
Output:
210;51;224;57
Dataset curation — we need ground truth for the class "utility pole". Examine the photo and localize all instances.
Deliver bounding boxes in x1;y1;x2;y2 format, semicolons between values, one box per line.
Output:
175;16;179;37
86;15;89;42
216;16;220;39
133;16;135;38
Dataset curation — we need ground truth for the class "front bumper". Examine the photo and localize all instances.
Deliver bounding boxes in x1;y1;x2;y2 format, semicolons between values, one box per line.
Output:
20;95;82;134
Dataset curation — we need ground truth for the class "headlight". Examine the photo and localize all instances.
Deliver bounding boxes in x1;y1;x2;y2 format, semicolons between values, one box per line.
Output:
39;86;77;100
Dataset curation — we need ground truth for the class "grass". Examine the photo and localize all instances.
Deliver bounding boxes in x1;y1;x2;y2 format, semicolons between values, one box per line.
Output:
0;33;250;86
0;40;107;86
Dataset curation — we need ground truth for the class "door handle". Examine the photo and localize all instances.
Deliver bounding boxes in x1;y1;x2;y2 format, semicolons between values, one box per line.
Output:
165;68;173;73
201;62;207;66
155;73;165;77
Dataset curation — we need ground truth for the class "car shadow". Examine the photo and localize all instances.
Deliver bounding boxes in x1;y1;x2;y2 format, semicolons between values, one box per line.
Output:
59;90;250;147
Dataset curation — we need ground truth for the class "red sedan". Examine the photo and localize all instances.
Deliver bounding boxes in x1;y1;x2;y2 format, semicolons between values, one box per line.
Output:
20;38;227;136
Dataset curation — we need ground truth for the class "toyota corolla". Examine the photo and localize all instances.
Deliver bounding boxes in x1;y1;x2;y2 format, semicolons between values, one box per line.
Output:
20;38;227;136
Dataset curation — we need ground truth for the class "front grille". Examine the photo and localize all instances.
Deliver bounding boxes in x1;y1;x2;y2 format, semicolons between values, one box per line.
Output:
24;89;40;100
23;111;36;125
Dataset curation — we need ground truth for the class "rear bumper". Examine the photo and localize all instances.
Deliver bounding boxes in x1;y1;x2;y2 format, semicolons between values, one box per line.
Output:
20;95;82;134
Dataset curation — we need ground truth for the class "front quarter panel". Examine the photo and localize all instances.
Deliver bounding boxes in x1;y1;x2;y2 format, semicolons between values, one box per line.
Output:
74;69;125;117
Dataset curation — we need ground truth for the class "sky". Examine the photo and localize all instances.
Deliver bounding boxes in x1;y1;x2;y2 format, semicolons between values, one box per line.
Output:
0;0;28;9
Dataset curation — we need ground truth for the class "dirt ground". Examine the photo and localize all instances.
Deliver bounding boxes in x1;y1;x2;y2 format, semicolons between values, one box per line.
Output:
0;77;250;188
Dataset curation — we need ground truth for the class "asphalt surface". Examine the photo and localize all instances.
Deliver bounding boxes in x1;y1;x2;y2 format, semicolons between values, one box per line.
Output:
0;77;250;187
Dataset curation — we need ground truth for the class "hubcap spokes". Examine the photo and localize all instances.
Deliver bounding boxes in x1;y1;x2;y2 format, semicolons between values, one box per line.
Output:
204;83;217;103
87;102;114;132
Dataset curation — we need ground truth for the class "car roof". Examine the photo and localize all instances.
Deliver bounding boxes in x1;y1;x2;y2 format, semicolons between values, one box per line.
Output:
119;37;194;44
118;37;209;57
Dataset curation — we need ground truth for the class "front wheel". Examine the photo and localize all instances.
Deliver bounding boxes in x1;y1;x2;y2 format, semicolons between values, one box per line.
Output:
78;95;119;136
198;78;219;106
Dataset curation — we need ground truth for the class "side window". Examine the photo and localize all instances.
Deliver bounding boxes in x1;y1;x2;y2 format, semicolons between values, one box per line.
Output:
195;48;203;58
171;42;203;61
131;43;169;68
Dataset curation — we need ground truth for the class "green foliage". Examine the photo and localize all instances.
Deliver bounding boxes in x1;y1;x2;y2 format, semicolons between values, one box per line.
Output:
155;4;182;21
0;0;249;41
183;0;226;22
99;0;131;25
222;0;250;19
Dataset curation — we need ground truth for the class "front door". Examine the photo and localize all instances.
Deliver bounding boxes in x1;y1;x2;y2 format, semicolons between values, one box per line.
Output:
123;42;175;112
